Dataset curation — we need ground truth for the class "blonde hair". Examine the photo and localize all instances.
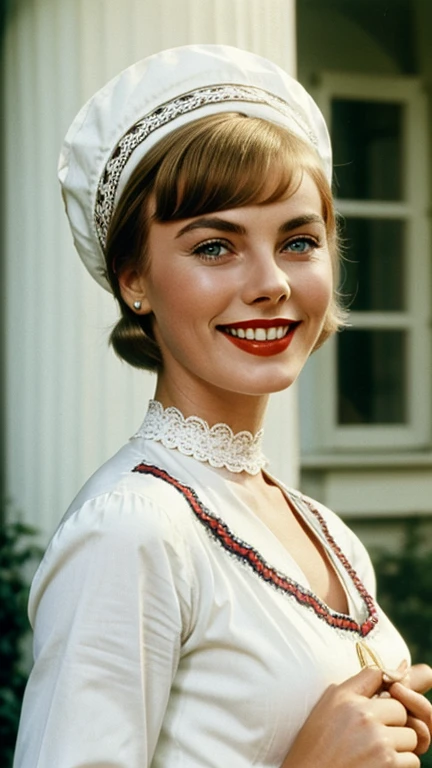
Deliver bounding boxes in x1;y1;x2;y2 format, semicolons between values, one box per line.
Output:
106;112;346;370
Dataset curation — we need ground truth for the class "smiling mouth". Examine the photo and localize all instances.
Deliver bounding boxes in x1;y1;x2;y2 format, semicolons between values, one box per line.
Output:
217;321;300;357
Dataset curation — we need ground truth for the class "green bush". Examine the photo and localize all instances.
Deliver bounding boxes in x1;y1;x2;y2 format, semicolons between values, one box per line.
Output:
372;520;432;767
0;521;41;767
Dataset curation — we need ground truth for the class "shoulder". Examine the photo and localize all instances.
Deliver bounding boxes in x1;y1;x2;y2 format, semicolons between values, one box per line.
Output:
57;438;201;541
29;453;202;623
51;463;197;567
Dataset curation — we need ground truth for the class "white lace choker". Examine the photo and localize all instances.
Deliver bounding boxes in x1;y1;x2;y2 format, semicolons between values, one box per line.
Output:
132;400;268;475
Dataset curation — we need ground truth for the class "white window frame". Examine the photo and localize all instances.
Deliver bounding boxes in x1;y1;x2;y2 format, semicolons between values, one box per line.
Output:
300;73;431;454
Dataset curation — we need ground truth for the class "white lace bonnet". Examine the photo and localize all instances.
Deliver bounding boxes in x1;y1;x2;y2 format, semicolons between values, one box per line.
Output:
58;44;332;292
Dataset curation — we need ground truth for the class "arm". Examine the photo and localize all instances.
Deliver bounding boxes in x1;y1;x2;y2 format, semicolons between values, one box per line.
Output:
13;490;194;767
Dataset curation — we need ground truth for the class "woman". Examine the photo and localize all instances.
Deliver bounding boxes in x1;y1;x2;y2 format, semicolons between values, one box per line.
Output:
14;44;432;767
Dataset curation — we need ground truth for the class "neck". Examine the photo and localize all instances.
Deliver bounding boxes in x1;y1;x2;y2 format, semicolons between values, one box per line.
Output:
153;379;269;435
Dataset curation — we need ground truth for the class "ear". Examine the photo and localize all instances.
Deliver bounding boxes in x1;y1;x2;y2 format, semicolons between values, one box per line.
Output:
117;265;152;315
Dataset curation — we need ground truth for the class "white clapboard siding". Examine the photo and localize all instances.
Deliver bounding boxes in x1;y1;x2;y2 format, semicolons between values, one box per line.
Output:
3;0;298;542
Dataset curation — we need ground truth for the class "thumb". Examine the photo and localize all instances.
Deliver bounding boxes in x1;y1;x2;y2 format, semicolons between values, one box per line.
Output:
406;664;432;695
337;666;384;698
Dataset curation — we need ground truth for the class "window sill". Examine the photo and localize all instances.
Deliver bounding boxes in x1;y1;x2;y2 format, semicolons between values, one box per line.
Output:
301;451;432;470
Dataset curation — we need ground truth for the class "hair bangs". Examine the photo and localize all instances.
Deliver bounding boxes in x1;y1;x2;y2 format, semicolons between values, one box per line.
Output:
151;114;318;221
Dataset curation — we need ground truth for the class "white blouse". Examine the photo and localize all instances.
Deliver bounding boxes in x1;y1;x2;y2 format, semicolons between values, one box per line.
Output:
13;415;409;768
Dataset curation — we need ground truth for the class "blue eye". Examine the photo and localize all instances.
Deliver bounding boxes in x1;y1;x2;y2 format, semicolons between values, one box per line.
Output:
192;239;230;261
284;237;317;254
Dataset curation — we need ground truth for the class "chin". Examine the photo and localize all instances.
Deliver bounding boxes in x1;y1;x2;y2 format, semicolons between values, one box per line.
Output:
226;369;301;397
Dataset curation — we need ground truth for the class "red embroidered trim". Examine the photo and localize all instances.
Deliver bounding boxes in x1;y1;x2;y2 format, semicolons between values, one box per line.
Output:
132;462;378;637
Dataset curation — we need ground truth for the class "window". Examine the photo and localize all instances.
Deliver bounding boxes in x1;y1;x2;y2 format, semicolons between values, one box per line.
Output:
300;74;430;453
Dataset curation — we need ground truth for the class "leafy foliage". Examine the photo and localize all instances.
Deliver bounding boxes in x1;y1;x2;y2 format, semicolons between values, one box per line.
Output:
373;521;432;668
372;520;432;766
0;521;41;767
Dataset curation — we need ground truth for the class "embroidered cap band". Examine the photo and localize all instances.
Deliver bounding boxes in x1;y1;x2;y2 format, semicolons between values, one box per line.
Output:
59;44;332;292
95;83;320;253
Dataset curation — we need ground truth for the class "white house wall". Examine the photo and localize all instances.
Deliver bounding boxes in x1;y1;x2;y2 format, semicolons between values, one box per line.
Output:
2;0;298;543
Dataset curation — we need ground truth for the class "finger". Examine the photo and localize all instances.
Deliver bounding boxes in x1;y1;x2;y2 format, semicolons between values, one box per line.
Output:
338;666;384;698
376;690;392;699
390;682;432;727
369;696;408;726
382;658;409;685
394;754;420;768
406;715;431;756
390;725;418;753
406;664;432;695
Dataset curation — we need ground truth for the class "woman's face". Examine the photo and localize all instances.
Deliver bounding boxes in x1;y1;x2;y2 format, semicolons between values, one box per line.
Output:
130;173;333;410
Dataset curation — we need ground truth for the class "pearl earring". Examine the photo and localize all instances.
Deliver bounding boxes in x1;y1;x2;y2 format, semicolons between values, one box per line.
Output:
133;300;142;311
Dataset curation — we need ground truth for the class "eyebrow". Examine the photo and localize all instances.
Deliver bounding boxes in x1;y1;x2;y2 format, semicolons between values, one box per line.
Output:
175;213;325;239
176;217;246;238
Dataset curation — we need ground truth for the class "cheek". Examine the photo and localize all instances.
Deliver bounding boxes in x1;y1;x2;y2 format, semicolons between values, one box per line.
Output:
147;264;233;330
299;264;334;317
147;277;210;355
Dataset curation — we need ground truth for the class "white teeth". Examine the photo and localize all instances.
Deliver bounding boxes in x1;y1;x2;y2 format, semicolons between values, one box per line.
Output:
225;325;291;341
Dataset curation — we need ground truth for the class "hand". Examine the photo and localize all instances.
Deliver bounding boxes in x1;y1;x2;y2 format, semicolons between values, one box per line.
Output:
282;667;420;768
388;664;432;756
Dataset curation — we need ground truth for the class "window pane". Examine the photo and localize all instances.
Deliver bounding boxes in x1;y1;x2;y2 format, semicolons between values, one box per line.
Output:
340;218;405;311
331;99;403;201
337;330;407;425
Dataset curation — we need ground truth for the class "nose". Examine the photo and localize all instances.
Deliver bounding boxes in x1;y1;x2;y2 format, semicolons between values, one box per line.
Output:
243;252;291;306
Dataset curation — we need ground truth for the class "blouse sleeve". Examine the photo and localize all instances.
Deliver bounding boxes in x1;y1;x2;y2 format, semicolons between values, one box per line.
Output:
13;488;195;768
